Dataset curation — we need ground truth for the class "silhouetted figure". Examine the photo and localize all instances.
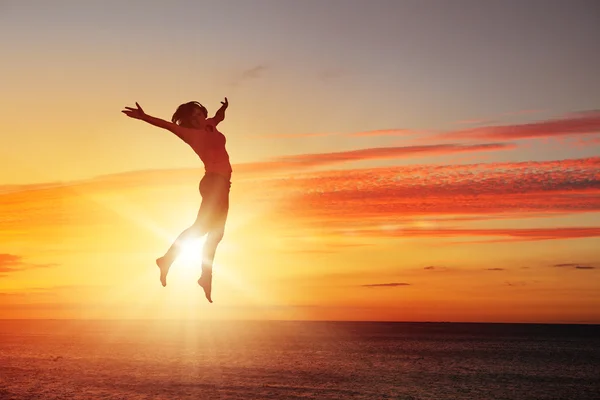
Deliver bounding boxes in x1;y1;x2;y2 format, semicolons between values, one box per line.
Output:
122;98;232;303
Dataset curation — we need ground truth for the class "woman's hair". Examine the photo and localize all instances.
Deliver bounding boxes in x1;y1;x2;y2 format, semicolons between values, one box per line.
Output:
171;101;208;127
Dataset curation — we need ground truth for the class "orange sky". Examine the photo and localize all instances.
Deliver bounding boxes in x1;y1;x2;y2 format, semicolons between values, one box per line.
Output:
1;2;600;323
1;154;599;322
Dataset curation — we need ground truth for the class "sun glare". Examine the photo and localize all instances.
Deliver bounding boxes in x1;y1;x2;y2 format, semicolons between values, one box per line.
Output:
178;237;207;266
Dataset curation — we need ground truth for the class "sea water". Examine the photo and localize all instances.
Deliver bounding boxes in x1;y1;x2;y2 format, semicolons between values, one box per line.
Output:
1;320;598;399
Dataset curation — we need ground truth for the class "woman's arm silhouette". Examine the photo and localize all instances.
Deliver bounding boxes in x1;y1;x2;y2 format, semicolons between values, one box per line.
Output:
211;97;228;126
122;102;205;145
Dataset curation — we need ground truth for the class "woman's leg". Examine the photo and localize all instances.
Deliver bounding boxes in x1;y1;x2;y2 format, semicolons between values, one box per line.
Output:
158;218;210;269
197;228;225;303
156;221;210;287
198;178;230;302
201;228;226;276
156;176;222;286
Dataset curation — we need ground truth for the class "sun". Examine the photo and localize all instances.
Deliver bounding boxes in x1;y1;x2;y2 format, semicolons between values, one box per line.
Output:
177;236;207;266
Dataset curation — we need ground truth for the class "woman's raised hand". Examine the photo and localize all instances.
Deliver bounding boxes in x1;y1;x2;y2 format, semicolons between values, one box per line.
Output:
121;102;146;120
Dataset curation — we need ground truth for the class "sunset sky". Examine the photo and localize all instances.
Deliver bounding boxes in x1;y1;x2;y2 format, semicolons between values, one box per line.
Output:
1;0;599;323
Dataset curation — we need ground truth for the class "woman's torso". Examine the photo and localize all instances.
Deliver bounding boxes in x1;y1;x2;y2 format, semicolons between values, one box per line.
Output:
190;119;232;180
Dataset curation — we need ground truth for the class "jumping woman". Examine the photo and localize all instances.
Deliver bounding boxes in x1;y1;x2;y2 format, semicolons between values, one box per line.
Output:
121;98;232;303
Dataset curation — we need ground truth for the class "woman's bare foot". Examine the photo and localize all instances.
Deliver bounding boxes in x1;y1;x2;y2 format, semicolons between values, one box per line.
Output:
198;274;213;303
156;257;170;287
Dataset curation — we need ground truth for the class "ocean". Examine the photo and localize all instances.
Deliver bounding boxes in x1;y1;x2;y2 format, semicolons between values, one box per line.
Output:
0;320;598;400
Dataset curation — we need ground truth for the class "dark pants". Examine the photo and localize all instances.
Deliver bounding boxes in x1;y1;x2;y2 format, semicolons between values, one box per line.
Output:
163;173;231;273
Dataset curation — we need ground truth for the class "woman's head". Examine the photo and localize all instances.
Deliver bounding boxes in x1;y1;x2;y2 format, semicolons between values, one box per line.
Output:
171;101;208;128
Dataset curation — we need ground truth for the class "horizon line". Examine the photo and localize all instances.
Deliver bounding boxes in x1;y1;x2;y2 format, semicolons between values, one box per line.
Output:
1;318;598;326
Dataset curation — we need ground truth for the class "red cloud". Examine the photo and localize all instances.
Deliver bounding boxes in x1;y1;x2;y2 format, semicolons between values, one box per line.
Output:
250;132;335;139
578;136;600;146
269;157;600;226
553;263;596;270
362;282;411;288
439;111;600;141
0;254;55;275
0;254;22;271
4;156;597;247
251;128;420;139
234;143;514;174
348;129;418;137
348;227;600;242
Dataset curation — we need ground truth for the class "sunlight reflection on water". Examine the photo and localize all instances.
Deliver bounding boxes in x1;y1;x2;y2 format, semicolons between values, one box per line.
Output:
1;320;599;400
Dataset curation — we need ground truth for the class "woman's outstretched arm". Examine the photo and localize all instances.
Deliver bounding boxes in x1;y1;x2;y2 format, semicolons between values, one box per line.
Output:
211;97;228;125
122;102;201;144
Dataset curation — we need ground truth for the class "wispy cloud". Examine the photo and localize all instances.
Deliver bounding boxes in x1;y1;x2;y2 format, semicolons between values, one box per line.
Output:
361;282;411;288
486;268;505;271
250;128;421;139
553;263;596;270
424;266;449;271
245;109;600;146
0;254;21;270
340;227;600;243
249;131;336;139
504;281;528;287
439;110;600;141
235;142;515;174
573;136;600;147
318;67;345;82
272;143;513;167
231;65;268;87
0;254;56;276
0;285;107;302
348;129;419;137
0;182;65;195
280;242;373;254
